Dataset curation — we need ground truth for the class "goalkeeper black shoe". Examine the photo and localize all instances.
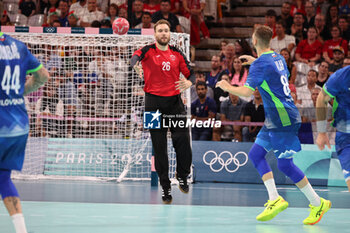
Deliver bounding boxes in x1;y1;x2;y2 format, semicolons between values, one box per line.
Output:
162;187;172;204
176;173;189;193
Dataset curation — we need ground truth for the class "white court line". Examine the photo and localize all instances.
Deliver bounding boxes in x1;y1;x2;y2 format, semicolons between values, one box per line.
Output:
29;214;45;217
152;216;168;219
90;216;107;218
59;215;78;217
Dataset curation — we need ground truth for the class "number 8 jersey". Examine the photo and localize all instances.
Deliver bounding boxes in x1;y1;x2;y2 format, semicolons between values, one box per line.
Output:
0;32;42;137
244;51;301;129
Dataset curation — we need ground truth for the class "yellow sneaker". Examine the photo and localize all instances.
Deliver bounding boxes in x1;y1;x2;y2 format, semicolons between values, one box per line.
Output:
303;198;331;225
256;196;289;221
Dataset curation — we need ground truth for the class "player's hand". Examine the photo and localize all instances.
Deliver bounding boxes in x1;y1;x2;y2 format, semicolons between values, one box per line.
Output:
316;133;331;150
175;77;192;92
133;61;143;79
239;55;256;66
216;80;231;92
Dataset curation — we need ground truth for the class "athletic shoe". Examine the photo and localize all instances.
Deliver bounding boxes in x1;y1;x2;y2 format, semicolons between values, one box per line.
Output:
256;196;289;221
176;173;189;193
303;198;331;225
162;187;172;204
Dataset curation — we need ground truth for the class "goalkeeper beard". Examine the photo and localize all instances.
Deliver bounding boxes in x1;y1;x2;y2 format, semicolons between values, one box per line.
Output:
156;36;170;46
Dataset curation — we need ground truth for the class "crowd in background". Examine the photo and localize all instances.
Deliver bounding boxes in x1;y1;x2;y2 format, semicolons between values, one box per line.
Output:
1;0;348;143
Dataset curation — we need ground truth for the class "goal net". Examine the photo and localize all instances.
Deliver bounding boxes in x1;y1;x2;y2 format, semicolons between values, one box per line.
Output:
8;30;190;182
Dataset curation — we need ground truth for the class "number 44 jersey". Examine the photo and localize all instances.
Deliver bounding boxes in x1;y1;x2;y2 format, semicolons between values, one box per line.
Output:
0;32;42;137
244;51;301;129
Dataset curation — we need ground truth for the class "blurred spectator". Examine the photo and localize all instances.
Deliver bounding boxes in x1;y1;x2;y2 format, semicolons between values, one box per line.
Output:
19;0;36;17
0;2;4;18
96;0;108;13
191;81;216;141
276;2;293;30
314;13;331;43
35;82;64;137
343;56;350;67
339;0;350;17
118;6;128;19
286;12;307;44
43;0;60;16
42;8;59;27
69;0;87;16
213;90;247;142
68;10;79;27
144;0;161;15
229;57;248;87
183;0;210;45
135;12;154;28
242;89;264;142
271;20;296;54
52;20;62;27
300;87;321;122
296;69;320;107
325;4;339;29
290;0;306;17
329;46;345;74
213;73;230;113
1;11;12;26
170;0;180;14
152;0;182;32
338;15;350;41
100;19;111;28
322;25;348;64
234;38;254;57
105;3;119;23
219;39;229;60
315;0;329;16
58;0;70;27
316;61;329;87
304;1;315;28
56;71;78;138
264;9;277;38
295;26;322;66
129;0;143;28
280;48;297;84
205;55;223;89
222;43;235;71
191;71;214;102
77;0;104;27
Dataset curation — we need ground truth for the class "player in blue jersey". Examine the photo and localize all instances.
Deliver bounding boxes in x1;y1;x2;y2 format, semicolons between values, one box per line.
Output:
0;32;49;233
316;65;350;192
216;25;331;225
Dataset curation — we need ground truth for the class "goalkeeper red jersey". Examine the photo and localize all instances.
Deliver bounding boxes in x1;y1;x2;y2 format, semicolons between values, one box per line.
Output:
133;44;193;97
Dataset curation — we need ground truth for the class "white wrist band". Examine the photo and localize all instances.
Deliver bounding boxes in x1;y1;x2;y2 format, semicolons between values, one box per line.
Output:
317;120;327;133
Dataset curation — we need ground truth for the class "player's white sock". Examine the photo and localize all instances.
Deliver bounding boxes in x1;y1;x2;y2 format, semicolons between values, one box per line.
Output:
300;183;321;206
264;178;279;201
11;213;28;233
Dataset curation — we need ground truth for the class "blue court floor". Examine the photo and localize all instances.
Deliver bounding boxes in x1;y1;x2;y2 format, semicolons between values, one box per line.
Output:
0;181;349;233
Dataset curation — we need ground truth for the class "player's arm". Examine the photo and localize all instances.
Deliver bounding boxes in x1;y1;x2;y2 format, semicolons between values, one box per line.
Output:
315;89;332;150
23;66;50;96
175;49;195;92
215;81;254;97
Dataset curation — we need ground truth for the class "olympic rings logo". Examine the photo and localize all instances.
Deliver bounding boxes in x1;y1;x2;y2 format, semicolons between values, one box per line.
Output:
203;150;248;173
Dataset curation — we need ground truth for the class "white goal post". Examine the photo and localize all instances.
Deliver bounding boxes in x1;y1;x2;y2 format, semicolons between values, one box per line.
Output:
4;28;191;182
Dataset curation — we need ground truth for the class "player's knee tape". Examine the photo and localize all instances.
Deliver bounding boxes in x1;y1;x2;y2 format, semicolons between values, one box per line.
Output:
248;143;272;177
0;169;19;199
277;159;305;183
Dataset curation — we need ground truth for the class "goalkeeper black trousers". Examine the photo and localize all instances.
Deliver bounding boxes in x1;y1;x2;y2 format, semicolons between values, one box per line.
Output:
145;93;192;189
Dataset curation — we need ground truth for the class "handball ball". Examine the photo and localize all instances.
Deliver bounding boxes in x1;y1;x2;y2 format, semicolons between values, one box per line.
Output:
112;18;130;35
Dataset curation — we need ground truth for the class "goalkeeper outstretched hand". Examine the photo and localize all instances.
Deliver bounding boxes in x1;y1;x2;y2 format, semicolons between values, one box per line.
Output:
133;61;144;79
239;55;256;66
175;77;192;92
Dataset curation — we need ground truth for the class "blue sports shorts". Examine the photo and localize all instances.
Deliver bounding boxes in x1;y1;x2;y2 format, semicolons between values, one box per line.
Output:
0;134;28;171
255;123;302;159
335;131;350;181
